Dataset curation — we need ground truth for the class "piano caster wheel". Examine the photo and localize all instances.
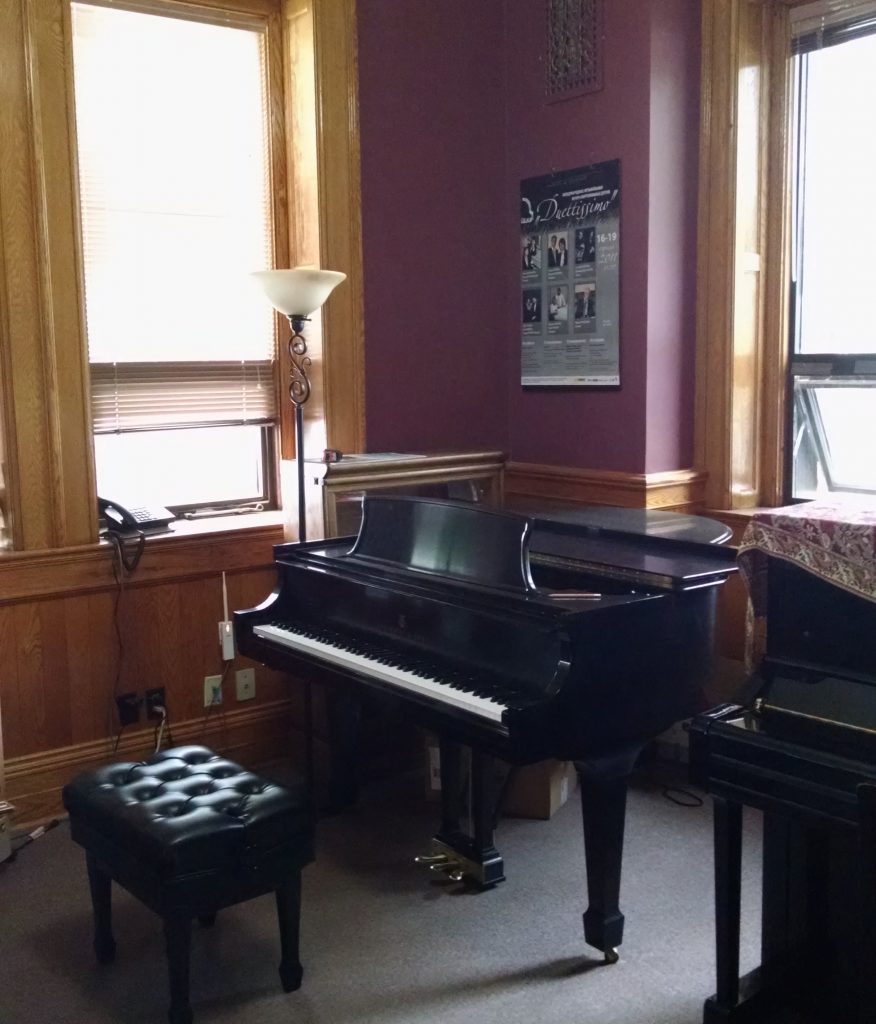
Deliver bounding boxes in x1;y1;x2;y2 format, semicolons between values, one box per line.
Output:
603;948;619;965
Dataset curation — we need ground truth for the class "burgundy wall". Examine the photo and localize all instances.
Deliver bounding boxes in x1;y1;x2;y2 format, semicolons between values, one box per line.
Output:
644;0;701;473
358;0;702;473
357;0;508;453
504;0;652;472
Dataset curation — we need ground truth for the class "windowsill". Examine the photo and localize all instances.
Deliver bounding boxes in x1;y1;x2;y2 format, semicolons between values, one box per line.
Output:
0;509;288;604
151;509;286;542
88;509;287;552
0;509;286;565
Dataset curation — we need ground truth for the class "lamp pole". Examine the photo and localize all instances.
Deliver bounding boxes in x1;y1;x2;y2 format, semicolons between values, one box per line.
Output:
287;313;311;544
250;267;346;809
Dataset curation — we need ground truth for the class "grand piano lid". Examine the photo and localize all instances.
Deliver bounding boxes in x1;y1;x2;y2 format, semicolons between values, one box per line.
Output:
527;505;732;545
526;505;737;590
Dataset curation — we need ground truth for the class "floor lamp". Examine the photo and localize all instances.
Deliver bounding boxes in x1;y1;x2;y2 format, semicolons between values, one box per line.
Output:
251;267;346;543
251;267;346;808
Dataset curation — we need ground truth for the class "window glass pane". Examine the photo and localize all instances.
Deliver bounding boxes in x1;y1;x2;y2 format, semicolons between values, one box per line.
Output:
94;426;266;509
795;35;876;354
71;3;277;512
792;382;876;498
71;3;274;363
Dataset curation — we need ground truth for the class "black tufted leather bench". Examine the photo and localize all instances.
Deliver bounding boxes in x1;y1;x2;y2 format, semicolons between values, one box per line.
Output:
63;745;314;1024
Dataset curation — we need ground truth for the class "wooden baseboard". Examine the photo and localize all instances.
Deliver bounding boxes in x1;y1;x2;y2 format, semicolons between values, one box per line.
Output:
505;463;706;512
5;698;295;827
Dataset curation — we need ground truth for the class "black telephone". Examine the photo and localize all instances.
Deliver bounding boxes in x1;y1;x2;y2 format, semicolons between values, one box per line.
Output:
98;497;175;535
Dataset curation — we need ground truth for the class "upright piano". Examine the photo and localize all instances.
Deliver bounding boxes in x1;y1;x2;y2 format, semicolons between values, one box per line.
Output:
689;503;876;1023
236;496;736;962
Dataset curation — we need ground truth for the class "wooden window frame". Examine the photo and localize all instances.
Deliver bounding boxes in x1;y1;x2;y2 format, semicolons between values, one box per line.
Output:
695;0;815;511
0;0;363;551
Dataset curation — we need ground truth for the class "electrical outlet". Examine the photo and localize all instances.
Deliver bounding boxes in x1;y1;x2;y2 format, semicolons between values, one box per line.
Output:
115;692;140;726
144;687;166;721
203;674;223;708
235;668;255;701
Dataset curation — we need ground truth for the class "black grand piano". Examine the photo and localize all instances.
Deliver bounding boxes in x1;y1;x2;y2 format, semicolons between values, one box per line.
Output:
236;495;736;962
689;503;876;1023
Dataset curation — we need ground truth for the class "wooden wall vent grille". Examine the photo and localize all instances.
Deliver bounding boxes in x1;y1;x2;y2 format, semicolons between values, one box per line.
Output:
546;0;604;100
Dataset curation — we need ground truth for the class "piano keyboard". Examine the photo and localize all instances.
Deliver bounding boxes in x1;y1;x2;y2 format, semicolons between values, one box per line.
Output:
253;621;509;724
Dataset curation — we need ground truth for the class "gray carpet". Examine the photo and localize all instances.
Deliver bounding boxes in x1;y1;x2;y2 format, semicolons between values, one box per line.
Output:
0;766;764;1024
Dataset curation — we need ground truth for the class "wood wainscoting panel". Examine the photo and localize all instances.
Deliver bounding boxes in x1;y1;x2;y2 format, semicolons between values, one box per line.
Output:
0;523;295;826
0;564;289;762
505;463;707;512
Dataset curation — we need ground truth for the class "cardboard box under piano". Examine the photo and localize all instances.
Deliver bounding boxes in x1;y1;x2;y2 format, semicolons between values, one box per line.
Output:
502;759;579;820
423;733;578;820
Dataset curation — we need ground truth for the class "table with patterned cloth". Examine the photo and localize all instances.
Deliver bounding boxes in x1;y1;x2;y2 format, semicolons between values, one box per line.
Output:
737;501;876;666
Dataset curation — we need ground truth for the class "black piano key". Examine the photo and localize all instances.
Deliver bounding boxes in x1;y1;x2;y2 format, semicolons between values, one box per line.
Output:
288;618;520;703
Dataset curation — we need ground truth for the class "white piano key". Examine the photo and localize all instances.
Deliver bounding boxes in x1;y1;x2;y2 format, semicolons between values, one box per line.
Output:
253;622;508;723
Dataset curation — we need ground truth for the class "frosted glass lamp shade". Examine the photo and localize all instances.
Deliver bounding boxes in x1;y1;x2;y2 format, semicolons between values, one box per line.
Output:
250;268;346;316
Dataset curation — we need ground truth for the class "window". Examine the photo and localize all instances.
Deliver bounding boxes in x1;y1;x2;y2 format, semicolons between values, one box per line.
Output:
788;7;876;500
694;0;876;512
71;1;277;513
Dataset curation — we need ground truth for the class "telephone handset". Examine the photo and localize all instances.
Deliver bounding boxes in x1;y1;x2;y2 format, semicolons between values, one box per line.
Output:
98;497;175;535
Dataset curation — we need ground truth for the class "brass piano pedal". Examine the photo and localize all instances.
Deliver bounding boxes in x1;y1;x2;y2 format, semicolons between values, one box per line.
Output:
415;852;466;880
429;859;463;878
603;948;619;965
415;853;451;867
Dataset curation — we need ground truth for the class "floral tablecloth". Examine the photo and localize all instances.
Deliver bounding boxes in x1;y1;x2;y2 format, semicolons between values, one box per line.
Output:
738;502;876;666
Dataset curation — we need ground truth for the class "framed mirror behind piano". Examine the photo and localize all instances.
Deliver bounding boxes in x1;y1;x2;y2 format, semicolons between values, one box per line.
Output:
290;449;505;541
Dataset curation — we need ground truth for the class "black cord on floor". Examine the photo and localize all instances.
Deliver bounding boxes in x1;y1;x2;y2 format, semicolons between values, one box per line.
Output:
662;786;703;808
1;819;60;866
111;724;127;755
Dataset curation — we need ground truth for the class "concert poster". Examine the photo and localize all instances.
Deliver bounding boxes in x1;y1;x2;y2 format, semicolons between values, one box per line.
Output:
520;159;620;387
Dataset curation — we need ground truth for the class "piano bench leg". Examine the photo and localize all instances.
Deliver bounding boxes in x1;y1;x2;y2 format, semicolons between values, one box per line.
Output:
86;853;116;966
162;913;193;1024
276;874;304;993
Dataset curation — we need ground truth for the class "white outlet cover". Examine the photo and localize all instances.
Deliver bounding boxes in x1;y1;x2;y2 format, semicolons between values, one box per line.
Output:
236;668;255;701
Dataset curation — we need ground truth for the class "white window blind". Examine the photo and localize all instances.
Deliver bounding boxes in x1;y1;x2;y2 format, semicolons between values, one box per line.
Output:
792;0;876;53
71;2;276;435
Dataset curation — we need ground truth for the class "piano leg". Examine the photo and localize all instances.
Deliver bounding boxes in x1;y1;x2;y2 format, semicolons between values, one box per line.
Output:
575;746;642;963
439;736;464;837
419;739;505;888
471;748;501;875
325;689;362;812
709;796;743;1016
